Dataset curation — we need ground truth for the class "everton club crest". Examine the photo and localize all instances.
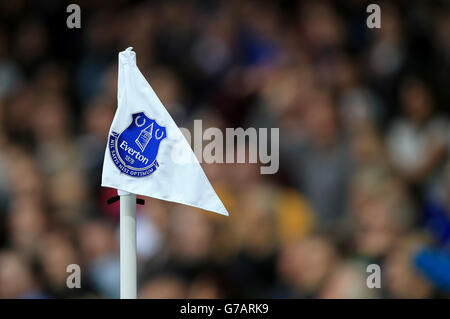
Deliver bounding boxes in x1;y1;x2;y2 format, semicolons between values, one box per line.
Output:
109;112;167;177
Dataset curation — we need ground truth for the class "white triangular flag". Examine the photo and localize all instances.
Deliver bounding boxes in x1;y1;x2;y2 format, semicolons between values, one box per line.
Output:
101;47;228;216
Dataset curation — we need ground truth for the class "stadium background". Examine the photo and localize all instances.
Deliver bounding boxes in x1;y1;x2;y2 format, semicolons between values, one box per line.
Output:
1;0;450;298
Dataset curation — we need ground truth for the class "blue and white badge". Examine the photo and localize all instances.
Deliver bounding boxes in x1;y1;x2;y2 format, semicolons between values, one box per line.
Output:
109;112;167;177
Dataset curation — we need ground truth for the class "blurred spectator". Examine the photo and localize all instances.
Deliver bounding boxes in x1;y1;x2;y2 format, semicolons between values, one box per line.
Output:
319;261;380;299
276;235;338;298
387;78;448;191
284;92;352;231
384;233;435;298
0;251;47;298
139;273;187;299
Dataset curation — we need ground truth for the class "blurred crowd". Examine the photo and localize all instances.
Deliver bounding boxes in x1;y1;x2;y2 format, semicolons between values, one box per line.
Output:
1;0;450;299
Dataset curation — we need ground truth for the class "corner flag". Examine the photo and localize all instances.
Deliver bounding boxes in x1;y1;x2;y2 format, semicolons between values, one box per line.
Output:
101;47;228;216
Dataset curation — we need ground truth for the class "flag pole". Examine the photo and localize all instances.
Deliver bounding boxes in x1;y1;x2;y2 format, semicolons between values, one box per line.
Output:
118;190;137;299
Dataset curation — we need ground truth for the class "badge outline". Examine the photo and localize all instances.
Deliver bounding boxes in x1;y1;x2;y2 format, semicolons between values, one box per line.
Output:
109;111;167;177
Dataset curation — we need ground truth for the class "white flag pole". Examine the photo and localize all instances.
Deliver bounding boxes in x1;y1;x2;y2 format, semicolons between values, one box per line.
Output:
118;190;137;299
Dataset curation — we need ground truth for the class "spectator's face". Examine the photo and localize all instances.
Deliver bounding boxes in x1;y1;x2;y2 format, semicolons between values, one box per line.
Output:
188;276;222;299
354;199;398;257
349;128;383;165
374;3;401;42
0;253;35;298
169;208;215;263
306;97;338;147
14;19;48;63
349;171;380;218
319;263;378;299
278;237;337;293
227;156;260;192
8;197;46;252
139;276;187;299
435;12;450;53
9;154;43;198
300;2;344;48
385;248;433;298
401;82;432;124
48;169;87;218
32;95;69;142
6;88;35;136
34;64;67;95
78;221;118;262
39;234;79;288
236;187;276;257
